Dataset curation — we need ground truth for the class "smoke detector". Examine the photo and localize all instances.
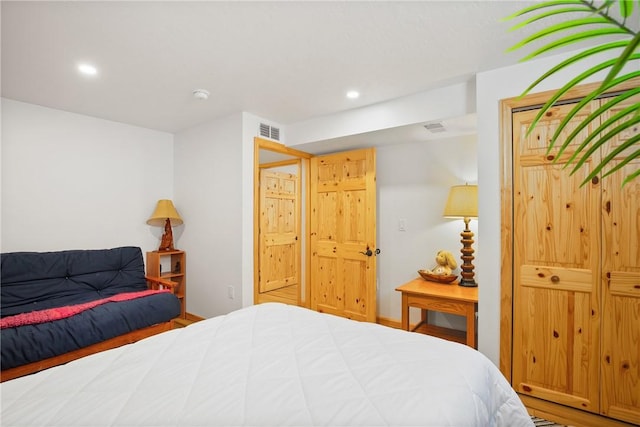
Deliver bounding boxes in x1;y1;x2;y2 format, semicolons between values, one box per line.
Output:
192;89;210;100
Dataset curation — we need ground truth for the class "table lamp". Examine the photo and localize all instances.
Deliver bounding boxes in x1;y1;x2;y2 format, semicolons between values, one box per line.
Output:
147;199;183;251
443;184;478;287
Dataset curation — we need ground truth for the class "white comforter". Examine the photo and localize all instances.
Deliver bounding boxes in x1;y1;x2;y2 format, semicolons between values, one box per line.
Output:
1;303;532;427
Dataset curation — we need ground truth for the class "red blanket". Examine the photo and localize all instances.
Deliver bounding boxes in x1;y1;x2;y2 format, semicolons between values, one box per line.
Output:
0;289;171;329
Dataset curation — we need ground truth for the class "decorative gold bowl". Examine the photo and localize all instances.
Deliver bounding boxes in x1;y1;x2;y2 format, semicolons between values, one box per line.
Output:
418;270;457;284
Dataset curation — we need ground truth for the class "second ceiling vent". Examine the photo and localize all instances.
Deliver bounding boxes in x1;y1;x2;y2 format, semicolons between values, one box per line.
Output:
424;122;446;133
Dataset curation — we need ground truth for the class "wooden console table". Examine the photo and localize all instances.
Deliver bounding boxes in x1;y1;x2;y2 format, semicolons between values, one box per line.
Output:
396;277;478;348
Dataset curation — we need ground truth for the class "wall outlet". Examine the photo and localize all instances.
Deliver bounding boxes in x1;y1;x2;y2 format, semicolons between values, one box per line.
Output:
398;218;407;231
227;285;235;299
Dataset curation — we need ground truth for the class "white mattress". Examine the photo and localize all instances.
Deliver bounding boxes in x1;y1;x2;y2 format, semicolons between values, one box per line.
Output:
1;303;533;427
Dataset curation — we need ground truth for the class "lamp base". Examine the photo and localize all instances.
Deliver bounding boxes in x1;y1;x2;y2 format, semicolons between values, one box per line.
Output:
158;218;175;252
458;278;478;287
457;217;477;288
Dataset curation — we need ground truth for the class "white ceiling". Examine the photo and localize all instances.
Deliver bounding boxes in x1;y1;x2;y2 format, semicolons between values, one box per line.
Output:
1;1;580;138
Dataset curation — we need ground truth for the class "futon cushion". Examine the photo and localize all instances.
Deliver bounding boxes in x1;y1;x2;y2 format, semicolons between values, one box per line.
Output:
1;246;147;317
1;291;181;370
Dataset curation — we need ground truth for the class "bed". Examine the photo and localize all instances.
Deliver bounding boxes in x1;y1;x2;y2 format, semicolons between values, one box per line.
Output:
0;303;533;426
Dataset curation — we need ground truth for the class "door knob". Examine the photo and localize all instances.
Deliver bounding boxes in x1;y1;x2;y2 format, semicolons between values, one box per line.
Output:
359;248;381;257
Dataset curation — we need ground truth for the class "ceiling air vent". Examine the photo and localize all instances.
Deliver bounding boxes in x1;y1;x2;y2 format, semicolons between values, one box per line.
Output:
259;123;270;138
270;126;280;141
258;123;281;141
424;122;446;133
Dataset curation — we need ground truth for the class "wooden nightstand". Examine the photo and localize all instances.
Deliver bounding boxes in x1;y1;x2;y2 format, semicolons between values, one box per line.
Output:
146;250;186;318
396;277;478;348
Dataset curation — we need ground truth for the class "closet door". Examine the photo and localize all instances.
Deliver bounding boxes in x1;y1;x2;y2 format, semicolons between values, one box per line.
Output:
512;101;601;412
600;94;640;425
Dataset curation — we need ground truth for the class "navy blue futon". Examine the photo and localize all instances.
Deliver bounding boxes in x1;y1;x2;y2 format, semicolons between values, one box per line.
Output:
1;246;181;374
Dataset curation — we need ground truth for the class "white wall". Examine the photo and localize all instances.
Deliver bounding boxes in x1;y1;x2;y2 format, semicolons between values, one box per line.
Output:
287;80;475;145
475;49;630;365
1;98;173;253
376;135;477;325
173;113;244;318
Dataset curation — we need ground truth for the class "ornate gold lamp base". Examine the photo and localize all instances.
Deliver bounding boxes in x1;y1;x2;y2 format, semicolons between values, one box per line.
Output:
458;217;477;287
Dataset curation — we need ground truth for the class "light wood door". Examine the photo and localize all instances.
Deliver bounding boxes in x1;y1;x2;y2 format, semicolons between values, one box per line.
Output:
512;102;601;412
310;148;377;322
258;170;300;305
600;94;640;425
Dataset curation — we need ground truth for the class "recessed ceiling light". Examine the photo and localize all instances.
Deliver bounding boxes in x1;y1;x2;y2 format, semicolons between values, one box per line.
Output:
346;90;360;99
77;63;98;76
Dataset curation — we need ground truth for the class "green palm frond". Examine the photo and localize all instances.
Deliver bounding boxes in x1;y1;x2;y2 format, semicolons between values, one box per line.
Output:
584;133;640;182
507;17;615;51
600;147;640;179
505;0;640;186
519;40;630;98
526;57;628;144
549;67;640;155
516;28;629;62
507;7;599;31
571;109;639;173
553;83;640;160
602;31;640;85
622;166;640;185
503;0;587;21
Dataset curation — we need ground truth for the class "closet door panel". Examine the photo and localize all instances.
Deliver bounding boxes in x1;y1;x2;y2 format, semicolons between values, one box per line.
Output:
512;103;601;412
600;94;640;425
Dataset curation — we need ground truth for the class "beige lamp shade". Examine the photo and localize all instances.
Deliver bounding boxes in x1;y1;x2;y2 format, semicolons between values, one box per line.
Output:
147;199;183;226
443;184;478;219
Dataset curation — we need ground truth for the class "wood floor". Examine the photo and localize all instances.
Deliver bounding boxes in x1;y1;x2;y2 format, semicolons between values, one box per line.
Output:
172;312;205;328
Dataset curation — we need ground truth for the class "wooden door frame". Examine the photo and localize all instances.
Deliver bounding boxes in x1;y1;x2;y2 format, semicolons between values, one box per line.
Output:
499;78;640;381
253;137;312;307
